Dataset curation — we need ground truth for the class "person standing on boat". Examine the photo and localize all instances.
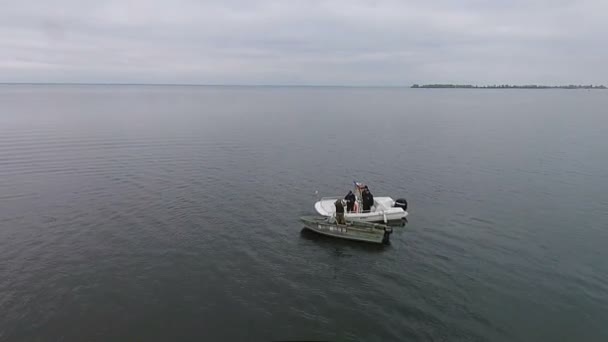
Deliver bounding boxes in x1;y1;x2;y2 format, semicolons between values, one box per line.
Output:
344;191;356;212
362;187;374;213
334;199;346;225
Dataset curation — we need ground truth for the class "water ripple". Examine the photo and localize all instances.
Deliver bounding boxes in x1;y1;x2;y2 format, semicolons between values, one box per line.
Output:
1;85;608;341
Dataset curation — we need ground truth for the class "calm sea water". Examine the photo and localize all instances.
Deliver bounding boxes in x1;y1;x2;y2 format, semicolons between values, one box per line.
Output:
1;85;607;341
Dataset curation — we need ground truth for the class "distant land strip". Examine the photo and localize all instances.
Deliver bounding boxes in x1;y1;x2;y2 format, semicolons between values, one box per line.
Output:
412;84;606;89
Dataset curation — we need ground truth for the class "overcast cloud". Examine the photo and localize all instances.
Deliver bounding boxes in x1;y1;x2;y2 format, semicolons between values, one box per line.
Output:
1;0;606;85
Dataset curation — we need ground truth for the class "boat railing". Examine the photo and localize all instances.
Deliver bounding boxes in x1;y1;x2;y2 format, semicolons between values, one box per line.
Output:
316;215;390;231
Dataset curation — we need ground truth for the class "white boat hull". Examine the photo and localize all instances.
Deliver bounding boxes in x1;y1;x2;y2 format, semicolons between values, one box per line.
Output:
314;196;408;223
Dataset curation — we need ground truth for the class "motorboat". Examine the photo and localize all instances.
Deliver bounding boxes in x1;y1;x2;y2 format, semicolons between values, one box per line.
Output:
314;182;408;224
300;215;392;244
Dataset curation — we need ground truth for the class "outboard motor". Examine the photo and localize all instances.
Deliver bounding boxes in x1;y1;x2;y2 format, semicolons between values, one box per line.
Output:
394;198;408;211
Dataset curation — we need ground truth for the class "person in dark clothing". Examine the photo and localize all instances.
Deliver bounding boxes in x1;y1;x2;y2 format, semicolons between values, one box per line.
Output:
344;191;356;212
362;188;374;213
334;199;346;224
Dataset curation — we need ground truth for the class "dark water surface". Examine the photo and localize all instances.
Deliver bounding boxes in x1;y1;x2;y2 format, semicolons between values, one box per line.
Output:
1;85;607;341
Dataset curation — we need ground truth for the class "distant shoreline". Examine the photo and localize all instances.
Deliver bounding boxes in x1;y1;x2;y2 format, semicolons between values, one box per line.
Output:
412;84;607;89
1;82;606;89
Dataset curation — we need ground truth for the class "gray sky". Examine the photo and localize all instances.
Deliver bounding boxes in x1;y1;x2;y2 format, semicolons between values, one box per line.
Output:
1;0;606;85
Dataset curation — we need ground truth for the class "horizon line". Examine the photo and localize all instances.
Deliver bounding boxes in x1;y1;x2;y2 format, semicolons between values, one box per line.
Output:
1;82;605;88
0;82;413;88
